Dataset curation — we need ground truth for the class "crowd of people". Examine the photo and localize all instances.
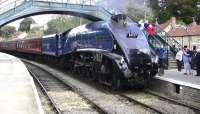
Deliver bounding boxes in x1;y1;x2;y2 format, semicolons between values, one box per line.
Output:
176;46;200;76
138;20;156;37
138;20;200;76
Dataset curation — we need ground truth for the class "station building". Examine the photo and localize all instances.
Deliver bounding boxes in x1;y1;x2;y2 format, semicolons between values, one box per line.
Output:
156;17;200;50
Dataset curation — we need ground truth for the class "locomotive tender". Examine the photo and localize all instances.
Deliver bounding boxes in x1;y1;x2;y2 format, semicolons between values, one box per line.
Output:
0;14;158;89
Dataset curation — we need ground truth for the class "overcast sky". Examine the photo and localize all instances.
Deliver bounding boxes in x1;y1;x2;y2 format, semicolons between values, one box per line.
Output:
8;14;54;29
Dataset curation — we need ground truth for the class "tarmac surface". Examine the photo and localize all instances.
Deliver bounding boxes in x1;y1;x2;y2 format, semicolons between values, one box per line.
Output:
0;52;44;114
156;69;200;89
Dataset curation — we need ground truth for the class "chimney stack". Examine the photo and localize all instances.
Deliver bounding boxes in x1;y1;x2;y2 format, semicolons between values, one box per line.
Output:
171;17;176;27
192;17;197;26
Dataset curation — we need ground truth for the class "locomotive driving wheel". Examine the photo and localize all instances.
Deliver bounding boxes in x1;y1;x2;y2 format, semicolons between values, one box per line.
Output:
87;65;98;81
111;66;122;90
111;74;121;90
136;71;151;88
100;59;122;90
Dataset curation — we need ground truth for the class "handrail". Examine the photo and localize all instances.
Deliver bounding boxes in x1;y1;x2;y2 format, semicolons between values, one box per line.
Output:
0;0;108;14
155;25;183;55
143;31;169;68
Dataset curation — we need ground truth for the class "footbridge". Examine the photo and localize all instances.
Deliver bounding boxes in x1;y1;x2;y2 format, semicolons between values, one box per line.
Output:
0;0;112;27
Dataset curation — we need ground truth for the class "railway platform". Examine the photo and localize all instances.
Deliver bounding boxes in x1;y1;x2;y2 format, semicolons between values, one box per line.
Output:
0;52;44;114
149;69;200;109
157;69;200;89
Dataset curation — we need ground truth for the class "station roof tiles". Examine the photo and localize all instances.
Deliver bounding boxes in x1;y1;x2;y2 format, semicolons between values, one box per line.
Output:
155;21;170;32
167;27;187;37
162;22;200;37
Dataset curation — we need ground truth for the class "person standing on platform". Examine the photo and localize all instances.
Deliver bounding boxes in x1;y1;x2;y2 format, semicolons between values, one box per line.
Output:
182;48;192;75
194;49;200;76
156;46;167;76
191;46;197;70
176;49;183;72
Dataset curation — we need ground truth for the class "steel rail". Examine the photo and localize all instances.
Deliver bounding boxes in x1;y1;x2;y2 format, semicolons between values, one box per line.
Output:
118;94;163;114
24;60;109;114
28;67;64;114
146;90;200;112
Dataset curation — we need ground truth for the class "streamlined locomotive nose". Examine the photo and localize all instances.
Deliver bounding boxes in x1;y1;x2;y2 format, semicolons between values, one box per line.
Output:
129;49;152;74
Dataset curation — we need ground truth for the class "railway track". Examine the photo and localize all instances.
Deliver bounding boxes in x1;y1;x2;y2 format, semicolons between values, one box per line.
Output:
26;63;104;114
34;80;58;114
23;59;200;114
23;59;160;114
117;91;200;114
146;90;200;111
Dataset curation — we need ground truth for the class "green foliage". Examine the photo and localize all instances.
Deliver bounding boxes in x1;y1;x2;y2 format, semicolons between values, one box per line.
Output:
45;16;91;35
27;26;44;38
150;0;199;24
19;17;36;32
157;9;171;24
0;26;16;39
176;19;186;25
149;0;160;16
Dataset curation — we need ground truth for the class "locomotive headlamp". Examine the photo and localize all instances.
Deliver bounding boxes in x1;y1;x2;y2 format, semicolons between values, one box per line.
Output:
137;51;141;54
138;48;150;54
120;57;125;66
152;55;159;63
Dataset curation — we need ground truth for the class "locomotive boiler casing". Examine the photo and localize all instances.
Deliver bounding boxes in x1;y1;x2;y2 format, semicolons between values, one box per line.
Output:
53;14;158;85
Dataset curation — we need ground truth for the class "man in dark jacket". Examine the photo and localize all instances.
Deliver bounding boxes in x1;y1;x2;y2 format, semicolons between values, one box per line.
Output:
195;51;200;76
190;46;197;69
156;47;167;76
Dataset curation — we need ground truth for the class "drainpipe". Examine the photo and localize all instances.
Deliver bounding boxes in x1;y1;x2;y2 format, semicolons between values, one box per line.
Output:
182;36;183;47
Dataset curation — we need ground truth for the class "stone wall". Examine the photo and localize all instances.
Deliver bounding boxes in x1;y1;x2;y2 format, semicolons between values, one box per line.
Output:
172;36;200;50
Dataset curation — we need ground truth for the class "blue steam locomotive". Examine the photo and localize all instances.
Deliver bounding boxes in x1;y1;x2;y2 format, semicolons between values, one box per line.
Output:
0;14;158;89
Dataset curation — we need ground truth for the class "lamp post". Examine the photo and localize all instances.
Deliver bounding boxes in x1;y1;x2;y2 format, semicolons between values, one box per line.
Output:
197;2;200;8
144;0;146;21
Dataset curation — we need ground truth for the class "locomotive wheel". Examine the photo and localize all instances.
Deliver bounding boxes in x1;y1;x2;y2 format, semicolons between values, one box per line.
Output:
87;67;97;81
111;75;121;90
58;56;65;68
136;72;150;88
142;71;151;87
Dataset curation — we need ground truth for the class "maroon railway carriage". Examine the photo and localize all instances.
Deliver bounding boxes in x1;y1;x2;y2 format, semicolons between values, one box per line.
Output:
16;38;42;55
0;40;17;51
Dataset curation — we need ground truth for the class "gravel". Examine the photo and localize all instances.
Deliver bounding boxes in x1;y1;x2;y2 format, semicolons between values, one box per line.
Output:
23;59;159;114
124;91;197;114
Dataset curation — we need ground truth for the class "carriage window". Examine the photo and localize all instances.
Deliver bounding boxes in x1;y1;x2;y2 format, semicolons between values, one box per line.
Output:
96;30;111;41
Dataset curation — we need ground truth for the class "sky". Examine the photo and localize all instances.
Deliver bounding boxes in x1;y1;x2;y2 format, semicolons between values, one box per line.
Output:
8;14;54;29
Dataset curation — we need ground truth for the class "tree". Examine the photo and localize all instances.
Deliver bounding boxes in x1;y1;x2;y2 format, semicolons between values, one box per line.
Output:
157;9;171;24
153;0;199;24
45;16;91;34
28;26;44;38
149;0;160;16
19;17;36;32
0;26;16;39
167;0;198;24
